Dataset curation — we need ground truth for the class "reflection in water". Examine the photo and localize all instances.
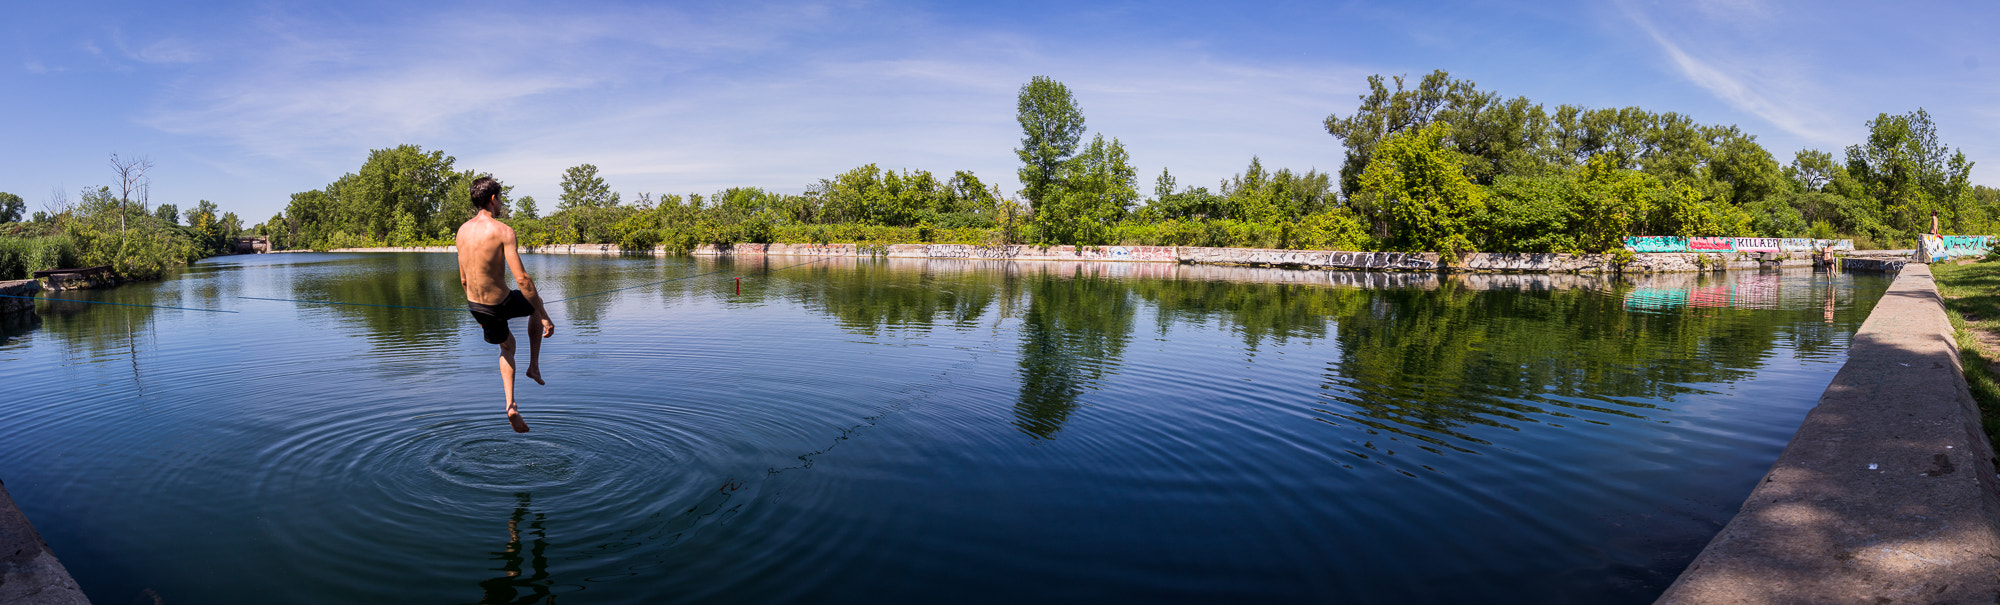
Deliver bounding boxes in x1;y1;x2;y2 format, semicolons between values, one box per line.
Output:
1015;266;1134;439
1;306;40;346
1323;271;1858;465
475;493;554;605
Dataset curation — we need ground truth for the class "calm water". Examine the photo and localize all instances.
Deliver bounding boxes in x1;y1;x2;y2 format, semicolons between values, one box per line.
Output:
0;253;1890;604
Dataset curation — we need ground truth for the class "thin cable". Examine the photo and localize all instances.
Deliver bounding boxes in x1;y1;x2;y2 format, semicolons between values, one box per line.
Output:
231;255;843;310
0;293;239;313
236;296;461;312
550;255;837;303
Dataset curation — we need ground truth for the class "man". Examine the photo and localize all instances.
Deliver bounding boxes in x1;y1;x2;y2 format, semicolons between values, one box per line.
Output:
457;177;556;433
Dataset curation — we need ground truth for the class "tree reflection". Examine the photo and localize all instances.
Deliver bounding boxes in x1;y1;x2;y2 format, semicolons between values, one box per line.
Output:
473;493;554;605
778;259;1004;335
1321;273;1875;450
1014;266;1135;439
285;254;463;348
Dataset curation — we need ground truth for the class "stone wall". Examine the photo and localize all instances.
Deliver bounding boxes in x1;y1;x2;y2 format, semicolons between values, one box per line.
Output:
1657;264;2000;603
0;279;39;314
1842;258;1908;272
327;243;1846;274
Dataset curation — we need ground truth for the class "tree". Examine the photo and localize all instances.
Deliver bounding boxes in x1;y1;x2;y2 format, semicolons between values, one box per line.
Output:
515;195;539;219
1034;135;1137;245
1845;109;1974;234
558;164;619;211
155;203;180;226
1015;76;1087;210
0;192;22;223
1358;123;1484;259
107;153;153;250
185;200;221;251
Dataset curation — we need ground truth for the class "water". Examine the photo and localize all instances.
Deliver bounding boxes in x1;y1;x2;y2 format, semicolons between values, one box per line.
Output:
0;253;1891;604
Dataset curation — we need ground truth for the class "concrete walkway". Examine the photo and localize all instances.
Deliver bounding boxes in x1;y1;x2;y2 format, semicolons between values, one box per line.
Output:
0;481;87;605
1658;264;2000;604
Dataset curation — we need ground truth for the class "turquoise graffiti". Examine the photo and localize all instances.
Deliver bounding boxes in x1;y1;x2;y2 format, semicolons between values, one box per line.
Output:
1623;236;1689;253
1920;235;1992;261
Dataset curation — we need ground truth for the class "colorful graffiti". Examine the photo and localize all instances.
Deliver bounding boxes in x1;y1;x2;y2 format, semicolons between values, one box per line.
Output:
1624;236;1689;252
1730;238;1781;253
1920;235;1992;262
1688;237;1734;252
1626;237;1853;253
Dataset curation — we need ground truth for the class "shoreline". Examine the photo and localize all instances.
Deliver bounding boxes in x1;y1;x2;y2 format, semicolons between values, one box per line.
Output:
317;242;1858;274
1657;264;2000;603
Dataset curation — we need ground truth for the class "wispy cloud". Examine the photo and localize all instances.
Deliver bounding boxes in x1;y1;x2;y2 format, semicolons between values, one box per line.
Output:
140;2;1367;202
1616;0;1847;147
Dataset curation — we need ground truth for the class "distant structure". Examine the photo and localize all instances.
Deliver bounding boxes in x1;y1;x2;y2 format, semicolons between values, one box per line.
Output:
232;237;271;254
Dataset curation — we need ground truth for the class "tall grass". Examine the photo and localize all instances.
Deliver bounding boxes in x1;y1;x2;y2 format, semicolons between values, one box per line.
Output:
0;235;79;280
1925;260;2000;455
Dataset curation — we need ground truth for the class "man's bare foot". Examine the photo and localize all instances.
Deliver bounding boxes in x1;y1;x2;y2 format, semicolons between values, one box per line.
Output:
507;406;530;433
525;366;545;386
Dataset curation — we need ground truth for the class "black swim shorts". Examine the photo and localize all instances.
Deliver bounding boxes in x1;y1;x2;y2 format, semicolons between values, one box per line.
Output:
468;290;536;344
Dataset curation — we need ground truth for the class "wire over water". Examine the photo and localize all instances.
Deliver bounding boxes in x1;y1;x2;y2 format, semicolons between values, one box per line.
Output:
231;255;841;311
236;296;461;312
0;293;238;313
548;256;836;303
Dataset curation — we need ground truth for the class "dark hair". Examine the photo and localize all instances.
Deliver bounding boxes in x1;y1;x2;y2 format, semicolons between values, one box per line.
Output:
471;177;503;213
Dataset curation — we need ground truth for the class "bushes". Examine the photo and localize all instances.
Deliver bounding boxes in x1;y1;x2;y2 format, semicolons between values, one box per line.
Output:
0;235;78;280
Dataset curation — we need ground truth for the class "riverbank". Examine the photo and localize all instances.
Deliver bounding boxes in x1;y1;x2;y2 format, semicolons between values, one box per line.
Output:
327;242;1839;273
1658;264;2000;604
0;481;89;605
1921;259;2000;452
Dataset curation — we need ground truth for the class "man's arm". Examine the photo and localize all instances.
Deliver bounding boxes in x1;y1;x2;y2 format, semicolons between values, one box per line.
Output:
502;229;555;337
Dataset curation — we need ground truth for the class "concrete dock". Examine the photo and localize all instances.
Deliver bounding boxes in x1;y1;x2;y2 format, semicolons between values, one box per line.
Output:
0;481;88;605
1658;264;2000;604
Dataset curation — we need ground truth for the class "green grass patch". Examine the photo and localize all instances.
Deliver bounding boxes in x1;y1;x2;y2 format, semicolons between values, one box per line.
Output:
0;234;79;281
1927;259;2000;455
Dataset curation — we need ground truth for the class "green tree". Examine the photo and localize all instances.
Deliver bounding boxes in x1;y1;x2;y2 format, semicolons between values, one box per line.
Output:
1357;123;1484;259
0;192;22;223
154;203;179;226
1034;135;1136;245
558;164;619;211
185;200;221;251
515;195;539;219
1015;76;1087;211
1845;108;1974;234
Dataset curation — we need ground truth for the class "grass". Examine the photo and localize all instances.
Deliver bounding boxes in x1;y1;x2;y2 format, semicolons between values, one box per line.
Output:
1924;257;2000;455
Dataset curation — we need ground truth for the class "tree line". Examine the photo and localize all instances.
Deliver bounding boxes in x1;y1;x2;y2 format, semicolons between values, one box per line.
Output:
248;70;1991;259
0;155;248;280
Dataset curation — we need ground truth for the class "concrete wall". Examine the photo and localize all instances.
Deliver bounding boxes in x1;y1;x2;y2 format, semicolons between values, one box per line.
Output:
330;243;1842;274
0;280;38;314
0;481;89;605
1657;264;2000;604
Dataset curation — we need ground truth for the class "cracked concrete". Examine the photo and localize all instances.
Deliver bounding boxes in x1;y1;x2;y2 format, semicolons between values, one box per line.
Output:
0;482;87;605
1657;264;2000;604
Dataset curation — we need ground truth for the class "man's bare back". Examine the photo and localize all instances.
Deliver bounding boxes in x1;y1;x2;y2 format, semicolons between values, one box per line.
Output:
457;177;555;433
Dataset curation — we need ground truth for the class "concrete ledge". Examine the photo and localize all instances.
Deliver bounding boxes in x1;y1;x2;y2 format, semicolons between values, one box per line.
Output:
0;280;38;315
1658;264;2000;604
325;244;1844;274
1843;258;1910;272
0;481;89;605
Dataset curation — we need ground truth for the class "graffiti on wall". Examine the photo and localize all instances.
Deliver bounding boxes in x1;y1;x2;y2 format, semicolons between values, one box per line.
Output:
1688;237;1734;252
1625;237;1854;253
1624;236;1690;252
1920;235;1992;261
1731;238;1781;253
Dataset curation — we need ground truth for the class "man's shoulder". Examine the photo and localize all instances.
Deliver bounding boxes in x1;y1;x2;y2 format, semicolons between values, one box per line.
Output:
455;216;514;249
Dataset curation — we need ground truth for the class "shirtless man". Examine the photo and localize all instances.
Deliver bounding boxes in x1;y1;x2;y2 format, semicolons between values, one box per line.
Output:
457;177;555;433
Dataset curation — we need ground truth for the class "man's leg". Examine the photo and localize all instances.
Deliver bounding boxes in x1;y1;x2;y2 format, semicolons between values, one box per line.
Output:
524;310;546;386
498;334;529;433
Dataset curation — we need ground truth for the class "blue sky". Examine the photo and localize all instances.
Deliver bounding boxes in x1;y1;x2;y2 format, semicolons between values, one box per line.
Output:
4;0;1996;222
